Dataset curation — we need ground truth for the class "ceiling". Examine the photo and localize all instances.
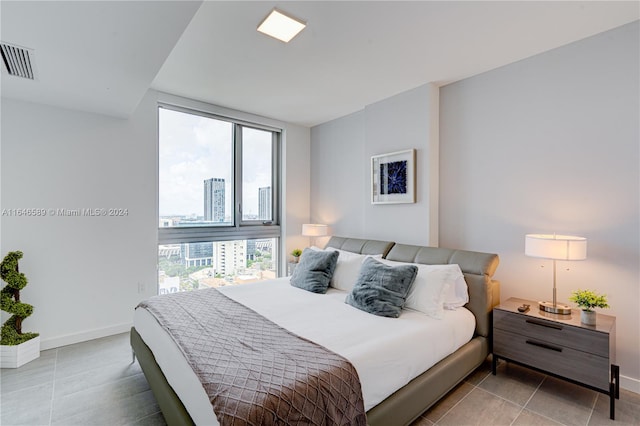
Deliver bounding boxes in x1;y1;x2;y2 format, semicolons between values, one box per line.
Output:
1;1;638;127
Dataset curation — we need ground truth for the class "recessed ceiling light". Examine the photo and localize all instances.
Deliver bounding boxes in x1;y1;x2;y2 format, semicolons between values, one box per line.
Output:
257;8;306;43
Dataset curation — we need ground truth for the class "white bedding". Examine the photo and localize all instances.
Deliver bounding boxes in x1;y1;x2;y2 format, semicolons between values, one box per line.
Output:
134;277;475;425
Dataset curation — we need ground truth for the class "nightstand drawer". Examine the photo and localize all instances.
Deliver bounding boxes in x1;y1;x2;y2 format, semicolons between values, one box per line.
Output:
493;309;609;357
494;328;610;391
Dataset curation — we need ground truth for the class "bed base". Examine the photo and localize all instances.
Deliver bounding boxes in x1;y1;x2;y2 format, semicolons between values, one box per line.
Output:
132;237;500;426
366;336;488;425
131;327;194;425
132;327;488;426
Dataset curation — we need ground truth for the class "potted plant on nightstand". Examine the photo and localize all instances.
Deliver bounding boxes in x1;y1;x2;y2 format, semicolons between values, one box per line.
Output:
569;289;609;325
291;249;302;263
1;251;40;368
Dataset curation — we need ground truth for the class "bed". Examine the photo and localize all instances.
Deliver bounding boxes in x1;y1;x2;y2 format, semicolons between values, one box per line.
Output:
131;236;500;425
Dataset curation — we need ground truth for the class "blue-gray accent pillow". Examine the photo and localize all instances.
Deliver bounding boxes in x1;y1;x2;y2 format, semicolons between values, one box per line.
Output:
345;257;418;318
290;248;339;293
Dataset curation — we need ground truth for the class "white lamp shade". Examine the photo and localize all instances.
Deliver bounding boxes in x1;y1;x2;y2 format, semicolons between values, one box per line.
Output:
525;234;587;260
302;224;328;237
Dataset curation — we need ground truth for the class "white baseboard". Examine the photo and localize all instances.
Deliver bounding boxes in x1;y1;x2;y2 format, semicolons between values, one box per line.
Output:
40;322;133;350
620;374;640;394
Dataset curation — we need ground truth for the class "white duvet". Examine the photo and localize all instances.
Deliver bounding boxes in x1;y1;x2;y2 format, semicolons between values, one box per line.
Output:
134;277;475;425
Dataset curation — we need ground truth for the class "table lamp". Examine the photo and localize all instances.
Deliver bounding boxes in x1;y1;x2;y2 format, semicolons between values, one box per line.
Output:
525;233;587;315
302;223;328;247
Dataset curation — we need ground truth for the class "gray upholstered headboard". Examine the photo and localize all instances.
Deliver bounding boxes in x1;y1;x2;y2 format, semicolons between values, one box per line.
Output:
325;236;395;258
325;236;500;338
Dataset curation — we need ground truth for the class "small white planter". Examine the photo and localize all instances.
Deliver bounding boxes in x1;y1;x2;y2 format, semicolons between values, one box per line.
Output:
1;336;40;368
580;310;597;326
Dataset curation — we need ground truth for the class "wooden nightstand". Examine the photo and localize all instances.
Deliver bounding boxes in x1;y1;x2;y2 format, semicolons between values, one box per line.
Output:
492;297;619;419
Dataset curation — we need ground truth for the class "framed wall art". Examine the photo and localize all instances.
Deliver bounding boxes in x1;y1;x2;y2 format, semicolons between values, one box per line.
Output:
371;149;415;204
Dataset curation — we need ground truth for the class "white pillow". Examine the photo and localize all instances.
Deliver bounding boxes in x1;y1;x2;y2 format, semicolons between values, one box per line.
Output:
443;270;469;310
379;260;463;318
320;247;381;292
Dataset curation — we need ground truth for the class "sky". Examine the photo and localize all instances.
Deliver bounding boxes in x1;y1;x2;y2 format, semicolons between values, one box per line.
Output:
158;108;272;219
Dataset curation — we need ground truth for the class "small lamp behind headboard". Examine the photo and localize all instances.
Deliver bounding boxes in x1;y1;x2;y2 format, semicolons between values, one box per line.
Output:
302;224;328;247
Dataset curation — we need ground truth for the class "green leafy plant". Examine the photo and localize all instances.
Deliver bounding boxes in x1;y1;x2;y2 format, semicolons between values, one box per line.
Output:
569;289;609;312
1;251;38;345
291;249;302;258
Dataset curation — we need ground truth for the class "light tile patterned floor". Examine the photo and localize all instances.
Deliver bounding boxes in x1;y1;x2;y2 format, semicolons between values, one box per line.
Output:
413;360;640;426
1;333;163;426
1;332;639;425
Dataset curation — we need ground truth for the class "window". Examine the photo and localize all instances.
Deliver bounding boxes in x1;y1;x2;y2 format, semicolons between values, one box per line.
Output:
242;127;274;222
158;105;280;293
158;238;278;293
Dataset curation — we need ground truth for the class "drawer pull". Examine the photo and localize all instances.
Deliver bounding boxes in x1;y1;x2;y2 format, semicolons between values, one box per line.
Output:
526;339;563;352
526;319;563;330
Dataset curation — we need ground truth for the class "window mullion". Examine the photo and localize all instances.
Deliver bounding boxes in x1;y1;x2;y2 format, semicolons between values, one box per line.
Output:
271;132;280;225
234;123;243;229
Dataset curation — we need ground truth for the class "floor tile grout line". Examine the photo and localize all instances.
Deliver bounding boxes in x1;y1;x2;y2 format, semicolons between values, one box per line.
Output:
0;376;53;397
48;348;59;426
497;361;605;426
469;378;575;424
518;374;601;426
509;376;547;426
43;352;137;383
432;389;473;425
134;410;163;424
584;392;599;426
522;407;569;426
474;369;492;387
474;385;527;408
52;370;148;402
473;385;572;426
432;373;490;425
0;355;138;399
1;356;61;400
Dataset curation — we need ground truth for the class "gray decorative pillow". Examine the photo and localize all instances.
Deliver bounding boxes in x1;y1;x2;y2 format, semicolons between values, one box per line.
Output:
345;257;418;318
290;248;339;293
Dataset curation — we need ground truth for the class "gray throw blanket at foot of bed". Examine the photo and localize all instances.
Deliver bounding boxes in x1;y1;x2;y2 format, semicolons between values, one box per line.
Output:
137;288;366;426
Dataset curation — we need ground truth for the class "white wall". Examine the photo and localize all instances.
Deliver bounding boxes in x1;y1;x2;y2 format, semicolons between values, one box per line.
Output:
311;83;439;246
1;93;158;348
282;124;312;261
310;110;366;237
1;91;311;349
440;21;639;391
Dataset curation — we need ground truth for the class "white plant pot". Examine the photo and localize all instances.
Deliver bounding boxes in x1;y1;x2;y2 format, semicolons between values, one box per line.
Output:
1;336;40;368
580;310;597;326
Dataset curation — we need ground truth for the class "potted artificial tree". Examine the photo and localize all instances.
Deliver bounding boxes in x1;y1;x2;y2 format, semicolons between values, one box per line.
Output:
569;289;609;325
1;251;40;368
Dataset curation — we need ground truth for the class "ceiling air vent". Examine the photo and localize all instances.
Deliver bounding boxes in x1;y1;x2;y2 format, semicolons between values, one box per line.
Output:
1;42;35;80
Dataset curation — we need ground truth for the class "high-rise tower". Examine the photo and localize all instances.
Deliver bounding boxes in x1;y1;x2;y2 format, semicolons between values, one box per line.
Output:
204;178;225;222
258;186;271;221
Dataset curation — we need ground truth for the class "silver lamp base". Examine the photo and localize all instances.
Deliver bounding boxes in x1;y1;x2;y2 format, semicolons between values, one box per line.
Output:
539;301;572;315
